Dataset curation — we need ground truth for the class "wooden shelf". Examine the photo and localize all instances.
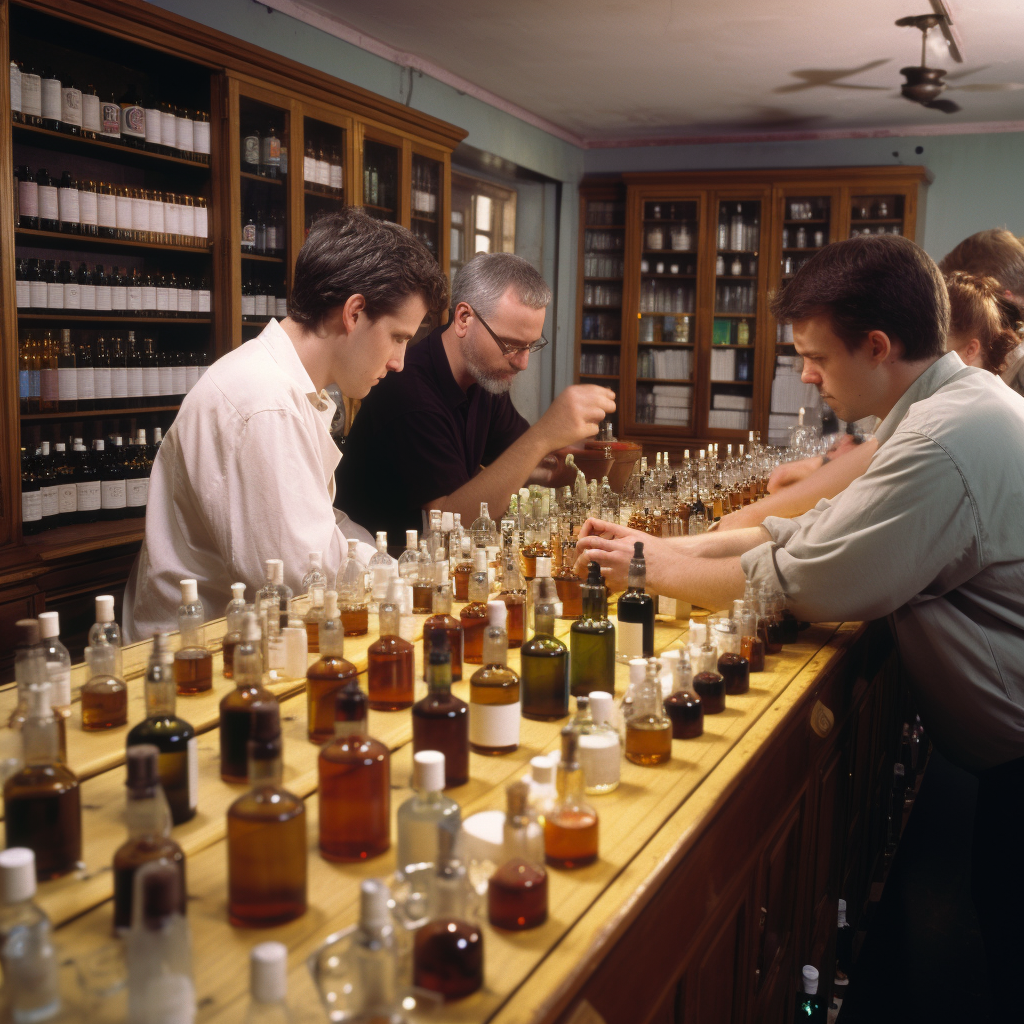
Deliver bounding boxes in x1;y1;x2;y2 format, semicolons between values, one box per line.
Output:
644;249;696;256
711;343;756;349
783;218;827;225
642;273;696;280
240;252;284;263
715;274;758;281
361;202;395;214
584;223;625;229
583;276;624;283
580;339;622;346
850;217;903;225
710;379;754;385
304;187;344;200
15;228;211;256
411;212;438;223
782;246;822;253
22;517;146;561
637;377;691;384
12;121;210;172
716;248;759;255
240;170;284;186
639;341;694;348
17;314;211;325
579;373;619;380
713;312;757;319
21;404;181;420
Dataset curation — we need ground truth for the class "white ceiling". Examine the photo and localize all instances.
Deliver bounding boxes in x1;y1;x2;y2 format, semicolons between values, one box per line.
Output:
281;0;1024;146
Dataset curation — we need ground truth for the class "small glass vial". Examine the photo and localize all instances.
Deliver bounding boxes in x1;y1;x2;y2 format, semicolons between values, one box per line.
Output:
576;692;622;794
306;590;358;743
489;779;547;930
36;612;72;739
304;582;326;655
469;601;521;755
424;580;463;681
692;638;726;714
544;726;599;869
714;616;750;695
219;612;275;783
412;633;469;788
625;659;672;766
174;578;212;695
81;642;128;730
460;549;490;664
221;582;247;679
367;578;414;711
396;750;461;890
350;880;401;1022
736;595;765;672
664;650;703;739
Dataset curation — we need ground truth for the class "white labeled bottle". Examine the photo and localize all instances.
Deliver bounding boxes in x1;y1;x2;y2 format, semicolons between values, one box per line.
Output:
469;600;521;755
576;692;622;794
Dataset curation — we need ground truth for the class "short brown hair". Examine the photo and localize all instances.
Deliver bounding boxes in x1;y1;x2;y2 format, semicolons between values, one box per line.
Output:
770;234;949;361
945;271;1022;374
290;207;449;331
939;229;1024;303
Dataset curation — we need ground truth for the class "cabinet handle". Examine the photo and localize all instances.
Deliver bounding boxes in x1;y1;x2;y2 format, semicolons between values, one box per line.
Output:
759;906;767;930
811;700;835;738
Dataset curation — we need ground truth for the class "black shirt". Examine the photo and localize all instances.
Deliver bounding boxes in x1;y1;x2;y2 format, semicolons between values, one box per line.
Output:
336;325;529;540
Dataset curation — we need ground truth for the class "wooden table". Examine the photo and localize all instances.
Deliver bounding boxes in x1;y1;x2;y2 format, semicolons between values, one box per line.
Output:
15;603;899;1024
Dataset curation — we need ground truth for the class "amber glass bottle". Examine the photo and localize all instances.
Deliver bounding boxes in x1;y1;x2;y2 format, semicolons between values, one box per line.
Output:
520;579;569;721
367;582;414;711
228;702;307;926
497;554;526;649
569;560;615;698
544;726;598;869
412;634;469;788
112;744;185;931
318;683;391;861
306;590;358;743
81;642;128;730
173;579;213;695
469;602;521;756
452;547;474;603
424;582;463;682
691;640;726;715
488;780;547;930
304;583;326;654
460;549;490;664
624;659;672;766
716;616;750;696
664;651;703;739
554;541;582;620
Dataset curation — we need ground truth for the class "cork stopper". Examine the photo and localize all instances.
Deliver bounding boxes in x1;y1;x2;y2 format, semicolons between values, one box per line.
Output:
95;595;115;623
15;619;40;647
179;579;198;604
37;611;59;639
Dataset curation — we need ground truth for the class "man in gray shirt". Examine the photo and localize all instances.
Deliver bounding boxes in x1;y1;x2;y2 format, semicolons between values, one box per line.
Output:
577;234;1024;1018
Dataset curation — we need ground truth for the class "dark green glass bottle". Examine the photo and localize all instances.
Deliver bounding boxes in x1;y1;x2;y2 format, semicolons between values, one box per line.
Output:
521;579;569;720
616;541;654;660
569;561;616;697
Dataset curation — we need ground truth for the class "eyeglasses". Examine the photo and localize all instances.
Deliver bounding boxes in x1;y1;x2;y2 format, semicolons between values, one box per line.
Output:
466;304;548;356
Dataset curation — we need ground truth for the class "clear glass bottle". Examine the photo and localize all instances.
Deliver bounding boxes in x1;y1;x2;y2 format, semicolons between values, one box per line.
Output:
9;619;68;765
35;611;71;725
470;500;497;553
228;702;307;926
367;579;415;711
244;941;293;1023
625;659;672;766
88;592;123;678
616;542;654;661
544;726;599;869
469;601;521;755
301;550;328;594
489;779;547;930
714;615;750;695
412;540;435;614
664;649;703;739
576;693;621;794
692;637;726;715
794;965;826;1023
306;590;358;743
222;582;247;679
424;582;463;682
452;536;473;602
303;583;326;656
220;612;276;783
736;594;765;672
367;531;394;611
319;683;390;861
396;750;461;889
81;641;128;730
460;549;490;664
350;880;401;1023
3;681;81;879
257;557;293;632
338;540;369;636
113;744;185;932
127;634;198;825
570;560;616;697
521;578;569;721
174;578;212;695
413;635;469;788
497;553;527;649
396;529;420;584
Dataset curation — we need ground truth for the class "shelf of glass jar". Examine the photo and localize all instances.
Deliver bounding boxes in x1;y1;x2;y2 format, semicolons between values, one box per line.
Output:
578;346;620;377
638;313;693;346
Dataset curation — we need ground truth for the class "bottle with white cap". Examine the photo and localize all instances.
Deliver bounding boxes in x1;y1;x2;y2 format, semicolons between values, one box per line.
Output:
350;880;400;1021
36;611;71;710
835;898;852;990
303;579;327;655
222;582;248;679
620;657;648;726
469;600;521;755
174;579;212;695
397;530;420;582
367;578;414;711
9;619;69;764
793;964;826;1022
0;848;61;1023
412;540;435;614
396;750;461;889
460;549;490;665
244;941;291;1023
219;612;275;783
575;693;621;794
488;779;547;931
257;558;293;644
88;593;122;677
306;590;358;744
81;640;128;730
301;550;327;594
367;531;395;611
524;754;558;821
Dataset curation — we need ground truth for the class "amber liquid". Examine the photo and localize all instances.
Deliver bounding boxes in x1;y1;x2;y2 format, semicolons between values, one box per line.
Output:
81;679;128;730
460;602;488;664
499;594;525;648
453;562;473;601
367;639;414;710
125;718;196;826
718;652;750;696
412;693;469;788
424;613;463;681
220;689;272;782
693;671;726;714
488;860;548;930
228;786;308;926
306;656;359;743
412;583;433;614
222;632;241;678
305;619;320;654
414;918;484;1000
625;720;672;765
761;620;783;654
4;768;82;879
113;836;185;931
741;634;766;672
318;735;390;861
665;691;704;739
544;809;598;869
520;550;538;580
554;573;583;619
174;647;213;695
340;605;368;637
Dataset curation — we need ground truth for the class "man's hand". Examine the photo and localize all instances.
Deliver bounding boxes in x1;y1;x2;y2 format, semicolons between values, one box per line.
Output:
534;385;616;452
575;518;666;591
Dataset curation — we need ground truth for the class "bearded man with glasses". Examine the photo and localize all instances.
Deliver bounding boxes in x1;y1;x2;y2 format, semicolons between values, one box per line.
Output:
337;252;616;543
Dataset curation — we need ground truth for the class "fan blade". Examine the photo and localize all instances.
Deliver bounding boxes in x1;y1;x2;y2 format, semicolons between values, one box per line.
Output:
949;82;1024;92
925;98;961;113
945;65;992;82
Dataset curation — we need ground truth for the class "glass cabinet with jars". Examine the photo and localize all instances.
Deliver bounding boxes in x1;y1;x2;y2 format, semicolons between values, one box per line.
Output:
361;133;400;223
301;110;349;241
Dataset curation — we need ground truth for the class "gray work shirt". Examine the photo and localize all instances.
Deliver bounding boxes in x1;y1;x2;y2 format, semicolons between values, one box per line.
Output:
741;351;1024;772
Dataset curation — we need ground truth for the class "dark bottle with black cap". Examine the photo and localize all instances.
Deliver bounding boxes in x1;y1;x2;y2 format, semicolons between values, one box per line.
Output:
616;541;655;660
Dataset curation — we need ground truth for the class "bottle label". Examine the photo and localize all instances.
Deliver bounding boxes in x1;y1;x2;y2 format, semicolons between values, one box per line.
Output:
120;104;146;139
167;288;179;311
40;78;61;120
128;367;144;399
63;282;81;309
172;366;186;394
330;163;343;190
111;367;127;399
241;222;256;247
141;285;157;309
29;280;47;307
76;479;100;511
111;284;127;310
260;136;280;167
97;192;117;228
149;200;165;236
29;369;39;399
40;368;58;402
93;366;112;400
18;180;38;217
126;287;143;311
9;62;20;112
161;110;177;148
176;116;194;152
21;73;42;118
178;290;193;314
60;87;83;127
187;737;198;809
159;366;173;395
95;285;112;311
155;286;169;311
41;484;58;518
197;290;211;313
126;477;149;507
243;135;260;167
58;367;78;401
77;366;95;400
39;185;58;222
58;187;80;223
185;365;200;391
58;483;77;515
179;204;195;239
144;367;160;396
144;108;162;144
79;189;98;226
241;293;255;316
16;279;29;307
80;283;96;309
265;225;277;251
617;620;644;660
131;196;150;232
101;478;127;509
193;119;211;155
303;155;316;182
164;201;180;236
115;194;132;229
254;294;268;316
21;490;42;523
469;699;521;748
316;160;330;186
82;93;101;132
47;281;63;308
194;206;208;241
101;102;121;137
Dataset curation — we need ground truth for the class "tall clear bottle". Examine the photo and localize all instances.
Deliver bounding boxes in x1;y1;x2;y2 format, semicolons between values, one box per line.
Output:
616;542;654;660
459;549;490;664
338;539;369;637
488;779;547;930
367;579;414;711
624;659;672;766
220;612;275;783
221;582;247;679
306;590;358;743
349;880;401;1023
89;592;123;677
469;601;521;755
412;540;434;614
424;580;463;682
521;578;569;721
174;578;212;695
36;611;71;725
570;560;616;697
497;552;526;649
396;750;461;889
412;635;469;788
367;531;394;611
303;582;326;655
9;619;67;764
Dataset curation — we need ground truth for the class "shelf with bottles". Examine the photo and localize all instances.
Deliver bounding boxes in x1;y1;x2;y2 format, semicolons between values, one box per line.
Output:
580;312;621;342
585;199;625;227
239;100;287;184
709;344;755;384
241;264;288;323
240;188;287;258
362;139;399;222
637;340;692;381
583;229;625;254
635;381;691;429
14;226;209;255
579;348;620;376
638;313;694;347
410;153;442;259
581;281;622;310
641;200;698;254
240;170;283;188
715;200;761;254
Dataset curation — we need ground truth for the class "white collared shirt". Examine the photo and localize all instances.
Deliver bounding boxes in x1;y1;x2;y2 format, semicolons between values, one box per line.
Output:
124;320;379;640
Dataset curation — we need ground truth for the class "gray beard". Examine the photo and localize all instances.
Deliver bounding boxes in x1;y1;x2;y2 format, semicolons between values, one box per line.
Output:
463;348;516;395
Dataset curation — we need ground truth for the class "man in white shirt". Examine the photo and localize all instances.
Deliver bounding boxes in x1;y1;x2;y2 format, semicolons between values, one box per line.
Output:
125;208;449;640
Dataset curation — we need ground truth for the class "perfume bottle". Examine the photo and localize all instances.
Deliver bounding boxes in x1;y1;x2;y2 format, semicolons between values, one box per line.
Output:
575;693;621;794
396;750;461;889
36;611;71;731
412;541;435;614
301;549;328;593
736;594;765;672
544;726;598;869
9;620;67;763
367;578;414;711
127;634;198;825
245;941;293;1023
521;578;569;721
714;616;749;695
350;880;401;1022
452;532;473;602
397;529;420;585
412;633;469;788
625;659;672;766
257;558;293;644
424;580;463;682
413;827;483;1000
616;542;654;660
338;539;369;636
620;657;647;726
664;650;703;739
497;553;526;649
3;682;81;879
367;530;395;611
692;638;726;714
174;578;212;695
222;582;247;679
319;683;390;861
113;745;185;932
220;612;276;783
460;549;490;664
88;593;123;677
469;601;521;755
794;965;827;1023
304;582;326;655
228;701;307;926
306;590;358;743
488;779;547;930
569;561;616;697
80;640;128;730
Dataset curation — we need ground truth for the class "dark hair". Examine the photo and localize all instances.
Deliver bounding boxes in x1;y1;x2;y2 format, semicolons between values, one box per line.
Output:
289;207;449;330
944;271;1023;374
770;234;949;361
939;229;1024;303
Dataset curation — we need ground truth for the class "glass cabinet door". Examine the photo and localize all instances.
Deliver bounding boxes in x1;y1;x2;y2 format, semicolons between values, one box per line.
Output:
848;192;906;238
362;137;399;222
410;153;442;261
301;115;346;240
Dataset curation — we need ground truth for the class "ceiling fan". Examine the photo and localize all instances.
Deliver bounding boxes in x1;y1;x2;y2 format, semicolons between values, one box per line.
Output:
896;14;1024;114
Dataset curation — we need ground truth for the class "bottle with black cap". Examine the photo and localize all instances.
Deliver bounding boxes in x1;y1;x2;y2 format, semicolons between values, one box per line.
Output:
569;560;616;697
616;541;655;660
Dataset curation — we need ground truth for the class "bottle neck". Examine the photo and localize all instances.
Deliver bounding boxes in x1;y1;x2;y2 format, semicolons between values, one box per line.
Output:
319;620;344;658
426;660;453;694
22;712;60;765
535;609;556;636
581;584;606;620
145;667;177;718
248;752;282;787
481;628;508;667
556;761;584;802
233;641;262;686
126;790;170;839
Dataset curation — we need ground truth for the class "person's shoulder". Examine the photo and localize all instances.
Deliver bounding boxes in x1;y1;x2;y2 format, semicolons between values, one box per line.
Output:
356;344;442;420
196;337;300;420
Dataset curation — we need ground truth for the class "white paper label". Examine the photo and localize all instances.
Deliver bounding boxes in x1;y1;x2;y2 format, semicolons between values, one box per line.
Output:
185;365;199;391
254;294;268;316
142;286;157;310
101;478;126;509
197;290;211;313
164;201;180;236
112;285;129;310
9;63;21;112
172;366;186;394
80;284;96;310
18;180;38;217
63;283;81;309
145;108;162;144
16;279;30;307
126;477;149;507
330;163;343;189
46;282;63;309
111;367;127;400
57;483;77;515
22;490;41;522
179;203;195;238
77;367;94;400
115;195;133;230
149;200;164;236
21;73;41;118
194;206;208;240
58;187;79;224
40;78;61;120
76;480;100;511
469;699;521;749
177;290;192;314
93;366;111;401
617;620;644;660
95;285;112;311
61;87;82;127
193;119;210;155
127;287;143;312
82;93;101;132
58;367;77;402
97;193;116;228
132;197;150;232
316;160;329;186
128;368;144;399
144;367;160;397
161;110;177;148
39;186;58;222
29;280;47;307
303;156;316;182
79;190;98;226
40;369;58;402
41;485;58;518
159;366;173;395
241;294;255;316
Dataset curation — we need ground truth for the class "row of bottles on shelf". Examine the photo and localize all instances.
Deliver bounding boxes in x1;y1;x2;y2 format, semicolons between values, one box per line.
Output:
240;205;286;256
21;429;161;531
14;166;209;244
584;229;623;252
641;255;697;275
241;124;285;179
580;311;620;341
716;203;760;252
715;281;757;314
644;219;695;252
852;198;897;220
586;200;624;225
15;259;211;316
241;273;288;320
639;313;691;345
411;159;439;216
582;282;622;308
302;138;344;193
786;199;825;221
715;252;757;276
782;253;813;276
363;159;394;210
640;280;695;314
712;318;754;348
782;225;825;249
8;58;211;161
583;254;624;278
850;223;902;238
18;328;209;414
579;351;620;376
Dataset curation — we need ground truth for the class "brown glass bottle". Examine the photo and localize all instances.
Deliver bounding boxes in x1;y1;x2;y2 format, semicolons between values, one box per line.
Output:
500;594;525;649
665;689;704;739
228;702;307;926
469;602;521;756
306;592;358;743
460;550;490;664
693;671;726;714
318;683;390;861
544;727;598;869
339;604;368;637
741;633;766;672
488;780;547;930
554;563;583;620
367;598;414;711
81;643;128;730
452;559;473;602
412;581;434;615
174;579;212;694
221;634;241;679
220;614;275;782
718;652;750;696
424;582;463;681
413;634;469;788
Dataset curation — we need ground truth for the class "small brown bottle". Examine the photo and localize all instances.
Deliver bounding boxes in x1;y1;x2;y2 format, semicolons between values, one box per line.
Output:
544;726;598;869
459;549;490;664
488;780;547;930
306;590;358;743
715;616;749;696
412;633;469;788
112;745;185;932
424;581;463;682
338;540;369;636
227;702;307;926
81;642;128;730
367;579;414;711
664;651;703;739
624;658;672;766
318;683;390;862
304;583;326;654
554;540;583;620
173;578;212;695
469;601;521;756
497;554;526;649
692;639;726;714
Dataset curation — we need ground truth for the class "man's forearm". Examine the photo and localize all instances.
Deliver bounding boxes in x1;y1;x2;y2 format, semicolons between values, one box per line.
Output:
667;526;772;558
648;546;749;609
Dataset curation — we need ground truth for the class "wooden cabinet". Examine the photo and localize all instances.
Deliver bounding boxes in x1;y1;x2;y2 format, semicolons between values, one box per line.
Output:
577;168;928;453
